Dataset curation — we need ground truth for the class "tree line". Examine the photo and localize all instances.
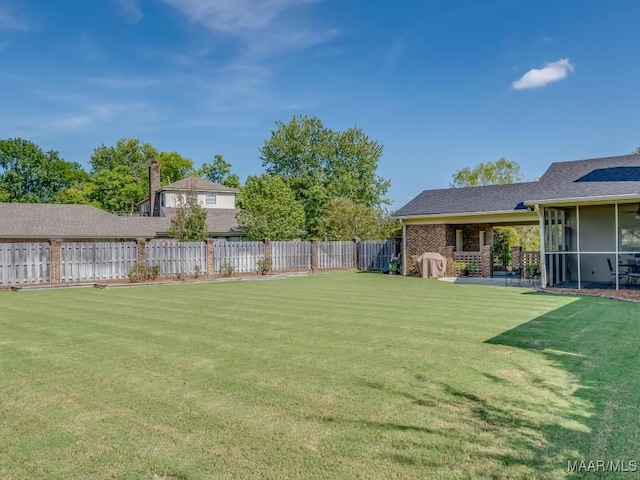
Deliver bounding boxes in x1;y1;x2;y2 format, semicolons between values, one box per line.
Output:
0;115;399;241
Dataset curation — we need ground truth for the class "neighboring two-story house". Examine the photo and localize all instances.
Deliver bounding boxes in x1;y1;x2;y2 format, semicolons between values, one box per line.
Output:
138;160;245;240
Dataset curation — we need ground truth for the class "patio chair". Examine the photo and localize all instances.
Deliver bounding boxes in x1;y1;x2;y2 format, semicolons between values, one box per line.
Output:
626;259;640;287
607;258;628;287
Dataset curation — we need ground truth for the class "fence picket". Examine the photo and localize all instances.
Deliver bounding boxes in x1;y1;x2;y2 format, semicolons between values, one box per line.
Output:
0;243;50;286
358;240;395;271
271;241;312;271
146;241;207;277
60;242;137;283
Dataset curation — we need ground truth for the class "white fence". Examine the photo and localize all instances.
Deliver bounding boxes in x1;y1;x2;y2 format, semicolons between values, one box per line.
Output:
214;241;264;274
0;243;50;286
146;241;207;277
318;241;355;269
358;240;396;271
61;242;137;283
271;241;312;271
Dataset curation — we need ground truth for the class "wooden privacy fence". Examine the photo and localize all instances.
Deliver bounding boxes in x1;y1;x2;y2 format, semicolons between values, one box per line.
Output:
214;241;263;274
358;240;395;271
318;241;355;269
61;242;137;283
146;241;207;277
1;238;397;287
0;243;50;286
271;241;312;271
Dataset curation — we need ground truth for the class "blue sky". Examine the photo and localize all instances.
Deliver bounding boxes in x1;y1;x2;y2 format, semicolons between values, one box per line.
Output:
1;0;640;208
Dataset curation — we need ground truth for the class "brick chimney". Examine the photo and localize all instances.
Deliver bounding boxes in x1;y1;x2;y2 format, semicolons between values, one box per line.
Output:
149;160;161;217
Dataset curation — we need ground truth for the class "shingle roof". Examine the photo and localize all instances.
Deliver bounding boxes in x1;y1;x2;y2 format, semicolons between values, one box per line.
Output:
160;176;238;193
395;154;640;218
139;208;243;235
0;203;157;239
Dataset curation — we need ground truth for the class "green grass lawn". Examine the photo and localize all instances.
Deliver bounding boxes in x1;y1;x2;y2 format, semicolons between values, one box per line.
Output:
1;273;639;479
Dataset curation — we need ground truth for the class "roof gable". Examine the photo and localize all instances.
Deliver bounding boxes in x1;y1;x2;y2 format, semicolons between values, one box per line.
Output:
160;176;237;193
395;153;640;218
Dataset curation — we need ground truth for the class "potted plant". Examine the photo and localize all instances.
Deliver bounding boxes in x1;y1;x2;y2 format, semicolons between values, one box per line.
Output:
467;261;479;277
389;262;398;275
524;264;539;278
454;261;468;276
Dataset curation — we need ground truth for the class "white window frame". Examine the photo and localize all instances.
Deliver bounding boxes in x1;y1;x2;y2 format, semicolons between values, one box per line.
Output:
206;193;217;205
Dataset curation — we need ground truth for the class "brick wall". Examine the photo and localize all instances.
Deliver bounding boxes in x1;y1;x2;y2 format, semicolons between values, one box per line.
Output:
405;225;454;275
446;224;494;251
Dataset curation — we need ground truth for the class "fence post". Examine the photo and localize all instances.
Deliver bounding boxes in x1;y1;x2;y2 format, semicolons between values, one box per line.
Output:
136;238;147;267
481;245;492;277
206;238;215;277
262;238;271;272
511;245;522;273
353;238;360;270
49;239;62;285
311;239;318;274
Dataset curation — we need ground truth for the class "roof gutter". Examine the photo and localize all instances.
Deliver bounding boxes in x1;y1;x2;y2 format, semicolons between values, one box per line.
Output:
393;209;531;220
523;193;640;207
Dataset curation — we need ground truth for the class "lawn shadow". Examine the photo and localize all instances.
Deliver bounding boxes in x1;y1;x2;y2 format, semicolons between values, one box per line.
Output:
485;292;640;476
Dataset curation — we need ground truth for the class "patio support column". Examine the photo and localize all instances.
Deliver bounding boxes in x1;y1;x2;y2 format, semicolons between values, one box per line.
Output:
537;206;547;288
615;203;620;290
402;223;407;276
576;206;581;290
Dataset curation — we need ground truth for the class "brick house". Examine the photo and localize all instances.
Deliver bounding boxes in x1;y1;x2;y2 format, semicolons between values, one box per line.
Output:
394;154;640;290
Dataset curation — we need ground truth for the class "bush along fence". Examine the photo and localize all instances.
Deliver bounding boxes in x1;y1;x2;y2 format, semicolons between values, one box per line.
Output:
0;239;397;288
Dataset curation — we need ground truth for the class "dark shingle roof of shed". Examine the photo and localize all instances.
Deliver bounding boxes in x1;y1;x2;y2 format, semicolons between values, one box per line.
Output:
395;154;640;217
138;208;242;235
0;203;157;238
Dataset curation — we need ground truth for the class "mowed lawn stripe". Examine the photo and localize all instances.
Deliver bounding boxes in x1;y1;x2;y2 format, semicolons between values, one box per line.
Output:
1;272;638;479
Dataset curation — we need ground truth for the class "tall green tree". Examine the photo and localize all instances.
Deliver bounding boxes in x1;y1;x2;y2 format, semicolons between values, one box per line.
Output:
260;115;390;236
317;197;399;240
87;166;146;213
158;151;195;185
0;138;87;203
450;157;524;187
90;138;159;179
169;190;208;242
236;174;305;240
450;158;539;252
199;154;241;189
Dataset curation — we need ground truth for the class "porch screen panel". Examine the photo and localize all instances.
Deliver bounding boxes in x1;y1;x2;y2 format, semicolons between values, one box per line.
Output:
578;205;615;253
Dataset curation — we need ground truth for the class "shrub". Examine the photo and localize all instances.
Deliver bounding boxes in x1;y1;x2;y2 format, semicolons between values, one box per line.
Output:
221;262;235;277
128;264;160;283
256;257;272;275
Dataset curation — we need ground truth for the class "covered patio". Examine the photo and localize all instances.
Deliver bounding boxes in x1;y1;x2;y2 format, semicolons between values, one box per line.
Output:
395;154;640;290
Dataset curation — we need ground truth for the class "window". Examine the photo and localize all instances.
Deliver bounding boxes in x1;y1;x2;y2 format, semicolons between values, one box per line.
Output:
160;194;165;207
206;193;217;205
456;230;463;252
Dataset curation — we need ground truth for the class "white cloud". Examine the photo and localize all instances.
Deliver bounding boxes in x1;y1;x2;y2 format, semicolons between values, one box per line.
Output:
83;75;162;88
512;58;574;90
116;0;144;24
0;4;29;31
50;103;147;130
159;0;318;32
157;0;337;58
